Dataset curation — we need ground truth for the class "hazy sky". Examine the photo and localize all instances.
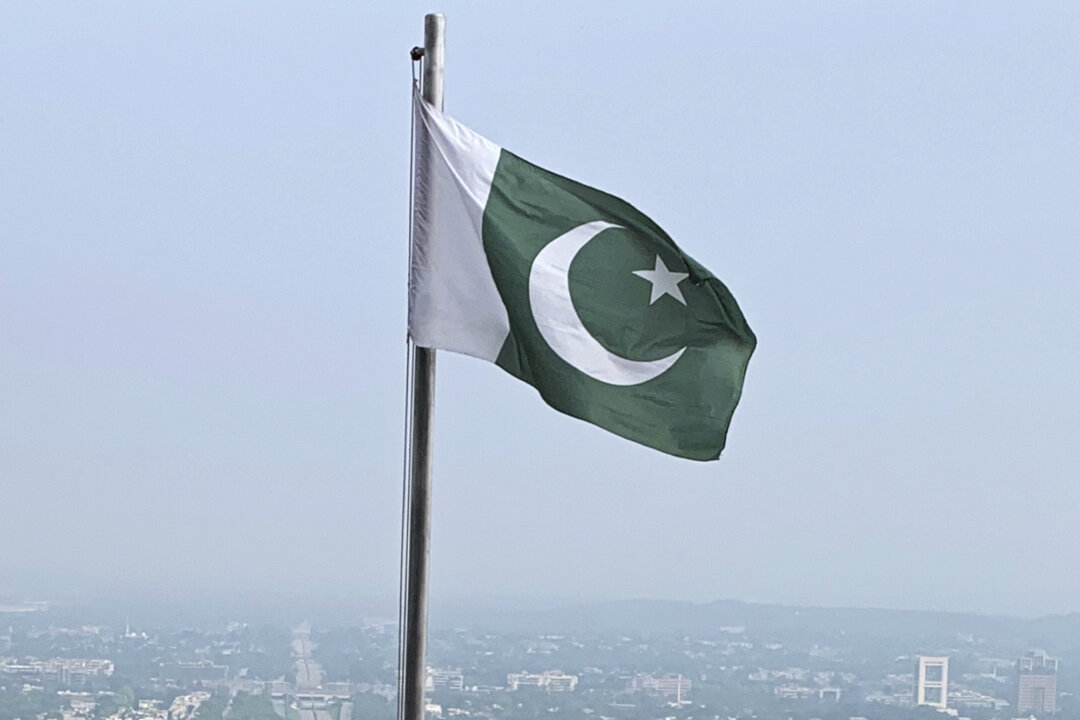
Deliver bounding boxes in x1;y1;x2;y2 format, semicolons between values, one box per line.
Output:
2;2;1078;618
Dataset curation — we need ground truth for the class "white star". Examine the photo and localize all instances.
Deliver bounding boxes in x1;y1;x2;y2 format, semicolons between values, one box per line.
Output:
632;255;689;305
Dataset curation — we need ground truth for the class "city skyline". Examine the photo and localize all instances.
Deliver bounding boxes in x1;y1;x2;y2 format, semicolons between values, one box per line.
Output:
2;602;1076;720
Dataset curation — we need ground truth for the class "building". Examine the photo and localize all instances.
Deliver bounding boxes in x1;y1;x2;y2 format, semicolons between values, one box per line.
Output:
167;692;211;720
0;658;114;688
948;688;1009;710
1017;650;1058;715
507;671;578;692
322;682;353;698
426;668;464;693
774;685;816;700
819;688;841;702
159;660;228;685
914;656;949;709
629;673;691;702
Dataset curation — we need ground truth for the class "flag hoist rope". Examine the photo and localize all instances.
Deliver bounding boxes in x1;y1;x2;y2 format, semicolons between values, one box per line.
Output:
398;13;444;720
396;51;421;720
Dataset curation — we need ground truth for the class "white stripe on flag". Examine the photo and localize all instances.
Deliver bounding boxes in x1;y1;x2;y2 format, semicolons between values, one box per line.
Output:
409;91;509;362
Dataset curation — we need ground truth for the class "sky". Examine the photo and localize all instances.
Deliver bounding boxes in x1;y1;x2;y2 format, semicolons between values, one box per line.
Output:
2;2;1078;618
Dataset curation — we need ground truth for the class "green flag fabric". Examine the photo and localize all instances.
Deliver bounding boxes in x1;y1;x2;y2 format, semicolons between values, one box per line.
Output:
409;91;755;460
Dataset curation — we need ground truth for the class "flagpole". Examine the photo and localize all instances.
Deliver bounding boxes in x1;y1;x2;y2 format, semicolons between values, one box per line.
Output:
400;13;444;720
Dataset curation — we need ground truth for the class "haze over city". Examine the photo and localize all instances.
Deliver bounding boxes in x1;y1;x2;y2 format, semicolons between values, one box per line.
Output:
3;1;1080;620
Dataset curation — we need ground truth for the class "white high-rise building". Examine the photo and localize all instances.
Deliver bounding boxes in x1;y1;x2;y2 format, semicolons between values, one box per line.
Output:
1017;650;1058;715
913;656;949;709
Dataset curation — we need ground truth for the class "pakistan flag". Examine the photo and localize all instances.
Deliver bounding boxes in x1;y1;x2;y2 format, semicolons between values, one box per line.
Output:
409;91;755;461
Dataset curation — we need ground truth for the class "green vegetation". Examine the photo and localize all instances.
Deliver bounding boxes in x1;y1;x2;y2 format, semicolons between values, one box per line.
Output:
0;686;62;720
348;693;393;720
92;694;121;720
227;692;280;720
192;691;228;720
217;625;292;681
187;691;281;720
313;629;395;685
225;652;288;681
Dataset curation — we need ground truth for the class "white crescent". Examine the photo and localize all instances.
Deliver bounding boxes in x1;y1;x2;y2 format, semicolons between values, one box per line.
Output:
527;220;686;386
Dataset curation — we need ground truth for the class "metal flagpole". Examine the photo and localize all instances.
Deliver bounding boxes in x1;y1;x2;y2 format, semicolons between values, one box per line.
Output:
400;13;444;720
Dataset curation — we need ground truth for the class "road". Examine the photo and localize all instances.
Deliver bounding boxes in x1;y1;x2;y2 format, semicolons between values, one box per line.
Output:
291;624;333;720
292;624;324;690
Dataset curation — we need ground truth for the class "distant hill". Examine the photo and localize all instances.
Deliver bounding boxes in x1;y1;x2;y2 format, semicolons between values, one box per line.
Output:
431;596;1080;647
